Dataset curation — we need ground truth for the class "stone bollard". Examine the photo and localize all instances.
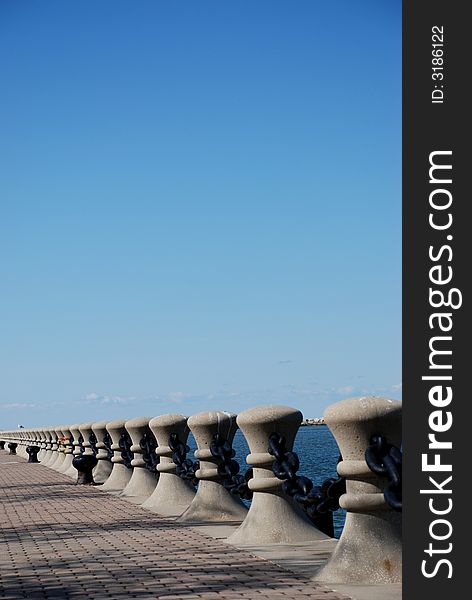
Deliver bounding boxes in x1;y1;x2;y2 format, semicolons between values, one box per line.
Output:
227;405;327;545
100;419;134;493
36;429;47;461
49;428;60;466
178;411;248;523
120;417;158;504
48;428;61;466
57;427;74;474
78;423;96;456
8;442;18;455
16;431;26;457
26;445;41;463
0;440;5;450
315;396;402;585
49;427;66;471
41;429;55;465
73;454;98;485
63;424;84;478
91;420;114;484
15;432;24;457
46;427;59;468
142;414;196;516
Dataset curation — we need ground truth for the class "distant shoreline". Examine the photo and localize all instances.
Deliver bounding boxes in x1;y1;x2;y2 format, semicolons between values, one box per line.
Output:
300;419;326;426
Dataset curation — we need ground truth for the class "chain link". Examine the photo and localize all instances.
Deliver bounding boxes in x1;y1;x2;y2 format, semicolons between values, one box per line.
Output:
365;434;402;511
268;432;345;537
209;433;253;500
103;432;113;460
118;431;133;468
169;433;199;487
140;431;159;474
89;432;98;455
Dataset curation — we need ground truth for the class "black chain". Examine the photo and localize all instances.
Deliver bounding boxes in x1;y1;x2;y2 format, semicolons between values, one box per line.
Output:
365;435;402;511
118;431;133;468
103;432;113;460
268;432;345;537
209;433;253;500
89;432;98;455
168;433;199;486
140;431;159;473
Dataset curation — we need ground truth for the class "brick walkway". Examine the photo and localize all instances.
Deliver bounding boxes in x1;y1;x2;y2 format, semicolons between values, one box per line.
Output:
0;454;349;600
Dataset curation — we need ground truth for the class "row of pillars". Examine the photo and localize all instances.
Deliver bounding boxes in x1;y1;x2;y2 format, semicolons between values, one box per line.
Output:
0;396;401;585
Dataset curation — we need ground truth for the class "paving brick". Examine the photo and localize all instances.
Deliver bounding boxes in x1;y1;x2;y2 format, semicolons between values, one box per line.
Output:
0;455;350;599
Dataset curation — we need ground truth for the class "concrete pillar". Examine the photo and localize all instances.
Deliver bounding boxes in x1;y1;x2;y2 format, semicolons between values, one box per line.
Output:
48;427;61;468
16;431;25;457
78;423;96;456
63;424;83;478
227;405;327;545
315;396;402;585
41;428;56;466
100;419;134;493
178;410;248;523
16;431;26;458
142;414;196;516
91;420;113;484
37;429;48;461
44;428;57;466
120;417;158;504
49;427;66;470
57;426;74;474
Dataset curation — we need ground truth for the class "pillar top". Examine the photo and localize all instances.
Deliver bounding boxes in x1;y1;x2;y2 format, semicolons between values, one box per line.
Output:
149;413;187;428
106;418;128;431
78;422;94;430
324;396;402;424
187;410;237;428
91;420;110;431
125;416;152;429
236;404;303;427
324;396;402;461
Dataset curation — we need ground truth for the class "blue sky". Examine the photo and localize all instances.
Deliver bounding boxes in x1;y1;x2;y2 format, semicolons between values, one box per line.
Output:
0;1;401;429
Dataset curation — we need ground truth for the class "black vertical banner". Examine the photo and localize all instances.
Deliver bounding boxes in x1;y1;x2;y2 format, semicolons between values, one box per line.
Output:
403;1;469;598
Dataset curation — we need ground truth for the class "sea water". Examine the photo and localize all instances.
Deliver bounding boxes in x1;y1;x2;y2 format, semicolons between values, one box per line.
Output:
188;425;346;538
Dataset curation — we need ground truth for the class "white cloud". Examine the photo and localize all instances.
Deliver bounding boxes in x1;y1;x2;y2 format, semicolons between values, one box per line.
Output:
0;403;37;409
335;385;355;395
81;393;135;406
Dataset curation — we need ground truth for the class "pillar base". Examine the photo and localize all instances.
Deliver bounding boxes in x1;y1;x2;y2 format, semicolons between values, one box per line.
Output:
141;473;196;516
101;463;133;493
93;460;113;484
227;491;327;545
120;467;157;503
315;512;402;584
178;480;247;523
